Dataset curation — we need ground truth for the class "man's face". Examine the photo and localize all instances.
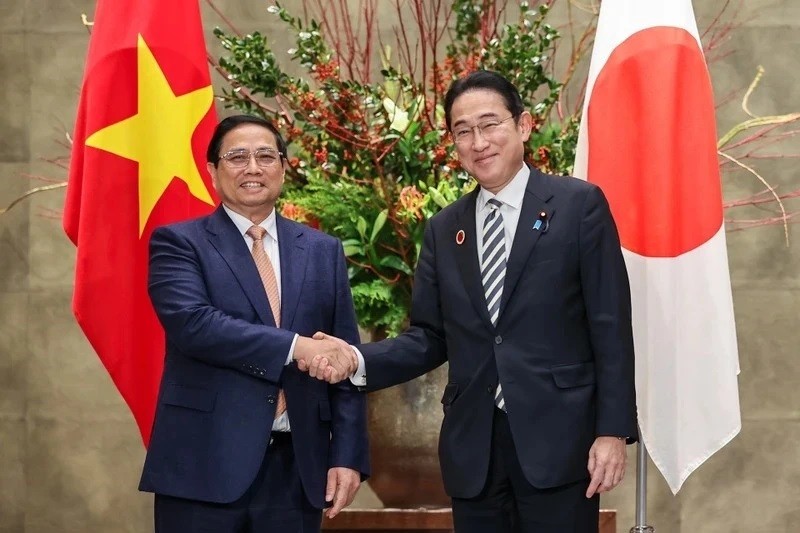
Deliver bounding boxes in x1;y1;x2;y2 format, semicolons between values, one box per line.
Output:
208;123;286;223
450;89;532;194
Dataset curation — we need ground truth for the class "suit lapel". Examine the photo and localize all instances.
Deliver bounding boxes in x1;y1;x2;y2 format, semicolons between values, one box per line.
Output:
205;206;275;327
452;188;495;328
276;214;307;330
499;167;555;316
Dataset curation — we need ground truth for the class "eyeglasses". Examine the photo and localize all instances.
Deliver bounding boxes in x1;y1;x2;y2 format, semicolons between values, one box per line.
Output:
219;148;283;169
451;115;516;145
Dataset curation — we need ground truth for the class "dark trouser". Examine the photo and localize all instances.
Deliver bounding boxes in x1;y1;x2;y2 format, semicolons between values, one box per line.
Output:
154;432;322;533
451;408;599;533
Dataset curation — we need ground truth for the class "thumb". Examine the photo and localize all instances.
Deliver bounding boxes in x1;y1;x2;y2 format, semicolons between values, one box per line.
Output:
313;331;327;340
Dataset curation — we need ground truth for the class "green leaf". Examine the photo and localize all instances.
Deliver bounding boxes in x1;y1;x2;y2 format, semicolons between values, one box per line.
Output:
380;255;413;275
428;187;449;209
370;210;388;243
356;216;368;237
343;245;363;257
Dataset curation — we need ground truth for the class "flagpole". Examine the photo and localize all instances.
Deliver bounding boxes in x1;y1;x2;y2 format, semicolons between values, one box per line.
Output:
630;431;655;533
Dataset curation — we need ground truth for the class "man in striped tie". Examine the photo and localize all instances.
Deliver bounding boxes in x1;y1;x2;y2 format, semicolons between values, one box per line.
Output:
308;71;637;533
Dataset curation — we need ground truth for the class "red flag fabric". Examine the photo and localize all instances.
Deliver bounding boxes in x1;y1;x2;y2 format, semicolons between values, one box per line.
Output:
573;0;741;493
64;0;218;445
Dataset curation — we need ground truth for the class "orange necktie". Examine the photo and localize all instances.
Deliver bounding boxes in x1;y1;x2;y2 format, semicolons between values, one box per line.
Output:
246;225;287;419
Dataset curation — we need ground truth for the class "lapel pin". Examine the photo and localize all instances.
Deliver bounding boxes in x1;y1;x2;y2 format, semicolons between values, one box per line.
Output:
533;211;550;233
456;229;465;245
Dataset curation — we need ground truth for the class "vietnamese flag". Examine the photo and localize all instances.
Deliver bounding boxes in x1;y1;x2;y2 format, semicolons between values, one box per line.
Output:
573;0;741;493
64;0;218;445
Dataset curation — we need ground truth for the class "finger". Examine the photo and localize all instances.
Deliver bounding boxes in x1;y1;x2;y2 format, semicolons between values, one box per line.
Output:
310;356;328;379
337;345;356;374
328;478;349;518
313;331;326;340
601;465;616;492
586;467;604;498
325;469;337;504
297;359;308;372
324;366;342;384
345;479;360;506
329;351;351;376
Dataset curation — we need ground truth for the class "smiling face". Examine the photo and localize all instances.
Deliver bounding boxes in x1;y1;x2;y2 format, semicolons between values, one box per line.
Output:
208;123;286;224
450;89;532;194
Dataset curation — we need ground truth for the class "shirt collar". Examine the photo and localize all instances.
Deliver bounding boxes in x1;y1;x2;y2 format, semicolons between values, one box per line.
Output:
477;164;528;213
222;204;278;242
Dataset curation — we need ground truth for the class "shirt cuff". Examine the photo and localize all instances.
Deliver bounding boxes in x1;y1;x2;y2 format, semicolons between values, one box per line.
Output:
349;346;366;387
286;333;299;365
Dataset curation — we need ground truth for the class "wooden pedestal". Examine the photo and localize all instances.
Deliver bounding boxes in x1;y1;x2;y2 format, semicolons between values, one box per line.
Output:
323;508;617;532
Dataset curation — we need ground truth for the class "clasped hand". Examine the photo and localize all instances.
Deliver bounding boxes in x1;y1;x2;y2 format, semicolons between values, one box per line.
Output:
293;332;355;384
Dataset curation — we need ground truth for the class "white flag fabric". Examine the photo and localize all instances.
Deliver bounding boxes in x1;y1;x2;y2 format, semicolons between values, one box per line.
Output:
573;0;741;494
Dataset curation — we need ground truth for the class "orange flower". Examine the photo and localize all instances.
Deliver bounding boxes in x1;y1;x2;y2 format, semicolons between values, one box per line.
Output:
314;147;328;164
433;145;448;164
313;60;339;82
398;185;425;221
281;203;321;230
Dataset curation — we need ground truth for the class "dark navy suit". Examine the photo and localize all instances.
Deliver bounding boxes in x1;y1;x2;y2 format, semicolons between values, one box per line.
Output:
359;167;637;531
139;206;369;526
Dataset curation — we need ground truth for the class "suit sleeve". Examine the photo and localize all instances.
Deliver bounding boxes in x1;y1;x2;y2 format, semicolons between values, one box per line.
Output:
327;241;370;478
148;225;295;384
357;221;448;391
578;185;638;441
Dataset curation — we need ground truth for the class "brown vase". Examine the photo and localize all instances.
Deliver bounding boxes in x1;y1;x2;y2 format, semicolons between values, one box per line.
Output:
365;361;450;508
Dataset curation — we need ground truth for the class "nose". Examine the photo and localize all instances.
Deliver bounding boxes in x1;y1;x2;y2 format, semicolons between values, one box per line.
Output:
244;153;262;173
471;128;490;150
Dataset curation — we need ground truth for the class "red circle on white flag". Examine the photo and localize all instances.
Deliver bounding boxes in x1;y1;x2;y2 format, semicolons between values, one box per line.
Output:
587;26;723;258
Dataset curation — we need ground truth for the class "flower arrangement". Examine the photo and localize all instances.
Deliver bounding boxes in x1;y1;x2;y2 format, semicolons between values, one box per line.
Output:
211;0;592;335
5;1;798;334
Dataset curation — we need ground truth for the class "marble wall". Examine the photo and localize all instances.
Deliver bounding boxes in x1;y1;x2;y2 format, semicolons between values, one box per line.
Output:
0;1;797;531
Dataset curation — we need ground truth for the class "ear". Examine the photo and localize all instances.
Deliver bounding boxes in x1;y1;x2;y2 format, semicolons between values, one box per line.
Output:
518;111;534;142
280;158;288;183
207;162;219;192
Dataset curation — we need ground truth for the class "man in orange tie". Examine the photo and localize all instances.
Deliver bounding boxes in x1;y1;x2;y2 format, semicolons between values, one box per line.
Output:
139;115;368;532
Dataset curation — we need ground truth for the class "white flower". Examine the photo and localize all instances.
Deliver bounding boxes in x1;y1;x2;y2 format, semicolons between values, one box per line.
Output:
383;98;409;132
266;5;280;14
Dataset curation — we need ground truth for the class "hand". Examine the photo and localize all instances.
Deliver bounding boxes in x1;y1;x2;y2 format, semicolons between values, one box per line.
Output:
586;436;627;498
325;467;361;519
305;332;359;384
294;334;356;383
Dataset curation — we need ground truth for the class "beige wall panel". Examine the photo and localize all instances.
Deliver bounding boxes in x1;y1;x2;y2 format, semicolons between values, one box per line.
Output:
0;1;798;532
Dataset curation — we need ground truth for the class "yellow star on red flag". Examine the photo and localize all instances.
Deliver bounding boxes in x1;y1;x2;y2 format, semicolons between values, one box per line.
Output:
86;34;214;236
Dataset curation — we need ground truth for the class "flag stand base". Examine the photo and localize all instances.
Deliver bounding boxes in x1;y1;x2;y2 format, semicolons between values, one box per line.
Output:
629;526;655;533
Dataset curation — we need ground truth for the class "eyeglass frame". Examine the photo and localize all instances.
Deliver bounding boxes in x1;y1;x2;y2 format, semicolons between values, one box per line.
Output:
450;115;518;145
218;148;285;169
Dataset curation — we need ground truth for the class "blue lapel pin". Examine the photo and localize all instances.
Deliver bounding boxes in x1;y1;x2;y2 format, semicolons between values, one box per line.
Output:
533;211;548;232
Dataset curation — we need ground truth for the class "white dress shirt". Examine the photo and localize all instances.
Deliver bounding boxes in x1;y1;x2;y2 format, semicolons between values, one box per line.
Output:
223;204;296;431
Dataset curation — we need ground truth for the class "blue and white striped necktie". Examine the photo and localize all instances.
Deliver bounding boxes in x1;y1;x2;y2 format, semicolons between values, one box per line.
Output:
481;198;507;411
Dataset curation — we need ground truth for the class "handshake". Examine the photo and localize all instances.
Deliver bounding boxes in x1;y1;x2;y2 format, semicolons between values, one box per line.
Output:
293;332;357;384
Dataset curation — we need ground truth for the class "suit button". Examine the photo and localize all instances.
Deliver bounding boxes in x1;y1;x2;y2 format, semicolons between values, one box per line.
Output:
487;386;493;394
267;396;276;404
495;335;502;344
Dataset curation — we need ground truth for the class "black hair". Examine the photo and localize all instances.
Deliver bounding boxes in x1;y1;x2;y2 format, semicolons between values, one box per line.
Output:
206;115;287;166
443;70;525;130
